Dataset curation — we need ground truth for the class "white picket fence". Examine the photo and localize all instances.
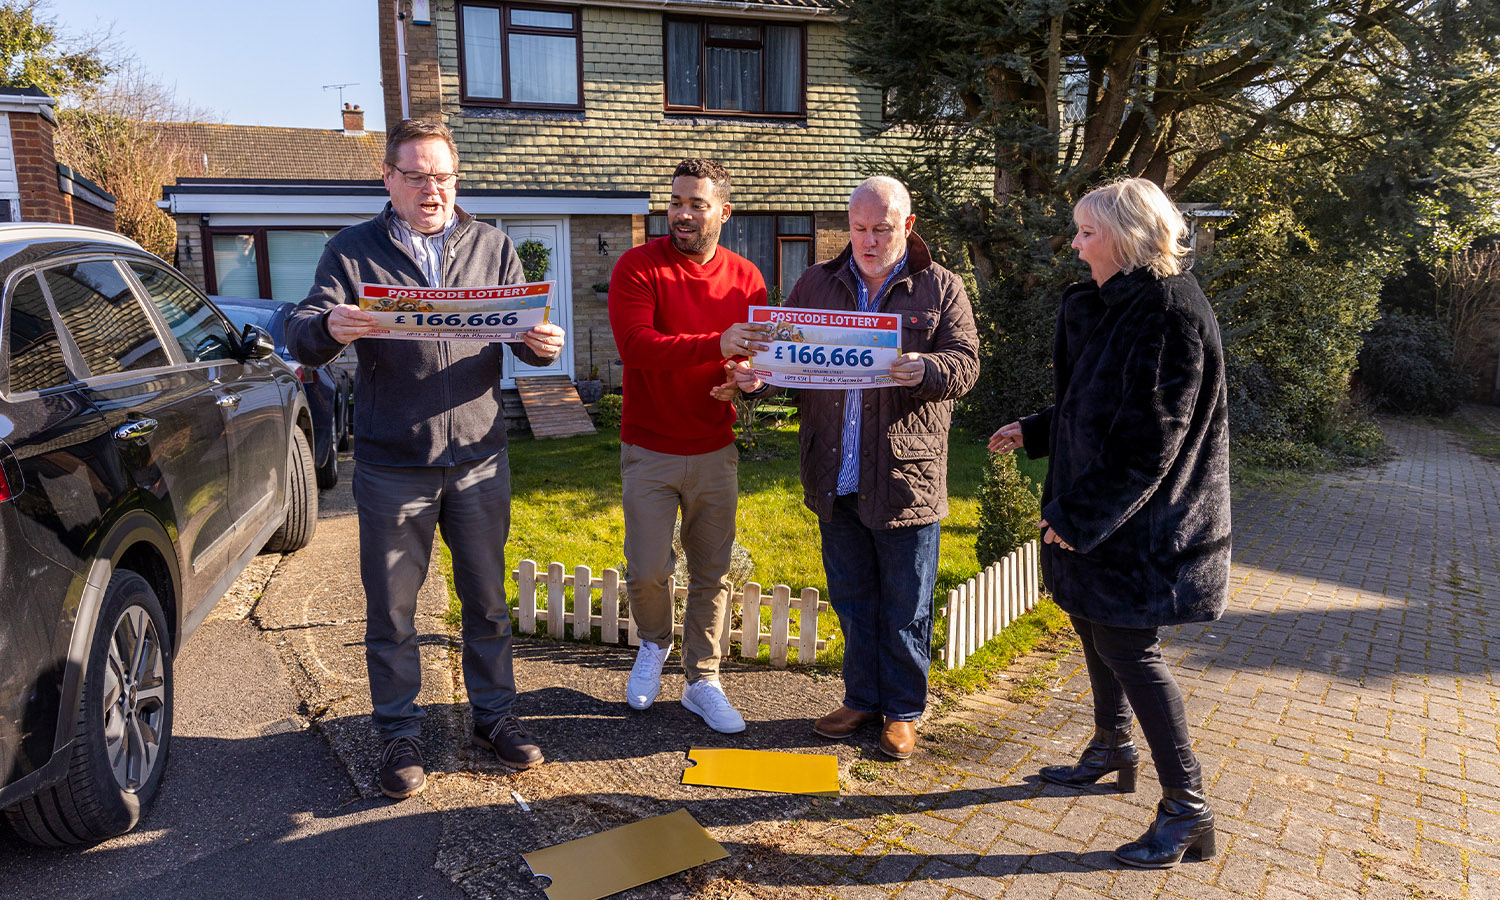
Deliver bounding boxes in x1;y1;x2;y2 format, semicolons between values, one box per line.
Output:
940;540;1042;670
512;560;829;668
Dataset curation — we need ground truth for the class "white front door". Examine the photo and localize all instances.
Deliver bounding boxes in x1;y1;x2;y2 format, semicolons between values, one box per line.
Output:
500;218;573;384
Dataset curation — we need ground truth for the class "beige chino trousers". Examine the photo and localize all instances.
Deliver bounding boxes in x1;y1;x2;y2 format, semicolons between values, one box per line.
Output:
621;441;738;682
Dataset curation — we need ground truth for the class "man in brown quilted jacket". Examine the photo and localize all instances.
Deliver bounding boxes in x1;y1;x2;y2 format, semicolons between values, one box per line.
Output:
731;176;979;758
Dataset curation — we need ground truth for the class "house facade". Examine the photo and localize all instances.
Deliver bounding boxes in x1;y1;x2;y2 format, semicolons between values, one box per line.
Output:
379;0;910;387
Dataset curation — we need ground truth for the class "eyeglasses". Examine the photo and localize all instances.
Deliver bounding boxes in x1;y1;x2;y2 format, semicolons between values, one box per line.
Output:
390;165;458;189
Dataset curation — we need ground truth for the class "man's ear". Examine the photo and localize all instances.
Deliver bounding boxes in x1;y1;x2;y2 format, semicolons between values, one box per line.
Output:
721;200;733;222
903;214;916;237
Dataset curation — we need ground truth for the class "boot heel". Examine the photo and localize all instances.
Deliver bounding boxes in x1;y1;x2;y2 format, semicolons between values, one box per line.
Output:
1117;765;1138;793
1190;826;1217;861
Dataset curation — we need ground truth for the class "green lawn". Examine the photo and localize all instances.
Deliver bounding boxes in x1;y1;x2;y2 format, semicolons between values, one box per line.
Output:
477;420;1048;666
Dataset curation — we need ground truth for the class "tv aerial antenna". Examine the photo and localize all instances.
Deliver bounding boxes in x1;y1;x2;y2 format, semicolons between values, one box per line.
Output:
322;83;360;108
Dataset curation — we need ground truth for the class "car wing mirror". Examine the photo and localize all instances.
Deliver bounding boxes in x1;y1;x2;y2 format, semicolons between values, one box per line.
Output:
239;324;277;360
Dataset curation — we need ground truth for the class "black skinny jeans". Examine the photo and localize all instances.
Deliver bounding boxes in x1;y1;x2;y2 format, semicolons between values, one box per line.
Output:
1070;615;1201;789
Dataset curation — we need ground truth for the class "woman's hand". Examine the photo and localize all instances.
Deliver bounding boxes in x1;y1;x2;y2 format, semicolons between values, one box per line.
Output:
1038;518;1075;552
988;420;1023;454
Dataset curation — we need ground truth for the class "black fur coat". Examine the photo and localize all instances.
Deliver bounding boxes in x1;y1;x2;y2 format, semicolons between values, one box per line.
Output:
1019;267;1231;629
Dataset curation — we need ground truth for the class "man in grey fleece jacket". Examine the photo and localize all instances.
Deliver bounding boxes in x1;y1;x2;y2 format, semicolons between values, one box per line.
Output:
286;119;565;799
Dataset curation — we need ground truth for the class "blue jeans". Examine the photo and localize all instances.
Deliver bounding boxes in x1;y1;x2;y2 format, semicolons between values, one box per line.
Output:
819;494;940;721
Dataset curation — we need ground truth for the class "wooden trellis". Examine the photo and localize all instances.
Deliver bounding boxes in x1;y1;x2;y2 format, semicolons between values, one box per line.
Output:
940;540;1041;670
512;560;828;668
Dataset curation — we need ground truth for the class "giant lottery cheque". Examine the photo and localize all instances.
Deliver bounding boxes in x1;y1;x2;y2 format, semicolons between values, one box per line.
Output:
748;305;901;389
357;281;552;341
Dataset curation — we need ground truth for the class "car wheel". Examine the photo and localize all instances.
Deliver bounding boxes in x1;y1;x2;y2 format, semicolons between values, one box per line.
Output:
315;428;339;490
266;426;317;552
4;570;173;846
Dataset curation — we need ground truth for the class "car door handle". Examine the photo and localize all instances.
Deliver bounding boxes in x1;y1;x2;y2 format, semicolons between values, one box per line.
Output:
114;418;158;442
216;394;241;409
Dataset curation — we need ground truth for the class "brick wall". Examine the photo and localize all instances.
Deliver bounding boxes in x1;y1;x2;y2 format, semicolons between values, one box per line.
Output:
567;213;636;381
6;110;117;229
9;112;67;223
379;5;916;217
60;192;114;230
379;0;444;126
172;218;207;290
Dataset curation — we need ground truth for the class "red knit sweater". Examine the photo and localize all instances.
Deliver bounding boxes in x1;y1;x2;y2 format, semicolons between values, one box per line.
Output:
608;236;767;454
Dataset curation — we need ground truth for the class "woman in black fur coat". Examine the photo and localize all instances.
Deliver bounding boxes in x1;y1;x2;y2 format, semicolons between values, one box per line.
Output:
989;178;1231;869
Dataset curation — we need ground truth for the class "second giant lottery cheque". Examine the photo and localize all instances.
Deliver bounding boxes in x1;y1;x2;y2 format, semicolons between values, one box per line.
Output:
748;305;901;388
357;281;552;341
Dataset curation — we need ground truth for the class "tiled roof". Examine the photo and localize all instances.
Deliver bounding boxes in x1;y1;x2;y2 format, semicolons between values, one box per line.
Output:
151;122;386;182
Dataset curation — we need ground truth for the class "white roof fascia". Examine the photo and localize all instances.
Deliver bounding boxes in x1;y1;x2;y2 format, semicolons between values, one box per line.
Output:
571;0;844;22
59;173;117;212
184;213;374;228
164;192;649;217
0;95;57;123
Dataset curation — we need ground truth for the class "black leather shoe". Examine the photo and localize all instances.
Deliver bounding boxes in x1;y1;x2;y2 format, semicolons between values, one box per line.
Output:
379;736;426;799
1039;728;1138;792
473;714;545;770
1114;785;1217;868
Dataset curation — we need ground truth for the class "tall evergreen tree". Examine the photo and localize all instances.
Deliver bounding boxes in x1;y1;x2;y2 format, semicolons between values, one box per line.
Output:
848;0;1500;427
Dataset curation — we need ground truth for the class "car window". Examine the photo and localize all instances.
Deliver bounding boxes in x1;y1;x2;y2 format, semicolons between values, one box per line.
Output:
130;262;236;362
41;260;170;377
5;273;72;393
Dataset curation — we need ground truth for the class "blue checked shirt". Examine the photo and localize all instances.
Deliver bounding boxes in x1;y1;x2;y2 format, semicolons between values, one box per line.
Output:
836;253;908;495
389;211;457;287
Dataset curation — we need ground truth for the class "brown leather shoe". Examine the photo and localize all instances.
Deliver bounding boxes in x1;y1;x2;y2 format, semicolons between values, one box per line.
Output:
879;719;917;759
812;705;879;739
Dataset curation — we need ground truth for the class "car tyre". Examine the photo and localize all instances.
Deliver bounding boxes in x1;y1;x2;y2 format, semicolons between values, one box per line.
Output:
4;570;173;846
266;426;317;552
315;429;339;490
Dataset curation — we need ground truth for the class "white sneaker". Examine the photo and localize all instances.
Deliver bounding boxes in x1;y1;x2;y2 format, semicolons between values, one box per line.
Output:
681;679;746;734
627;640;671;710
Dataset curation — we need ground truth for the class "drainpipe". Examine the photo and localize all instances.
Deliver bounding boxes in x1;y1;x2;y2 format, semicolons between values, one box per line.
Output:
396;2;411;120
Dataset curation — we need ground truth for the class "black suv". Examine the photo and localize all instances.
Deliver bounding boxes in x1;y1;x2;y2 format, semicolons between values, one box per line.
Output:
0;224;318;846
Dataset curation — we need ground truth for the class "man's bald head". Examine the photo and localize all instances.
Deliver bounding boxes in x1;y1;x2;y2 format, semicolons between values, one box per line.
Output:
848;176;916;285
849;176;912;222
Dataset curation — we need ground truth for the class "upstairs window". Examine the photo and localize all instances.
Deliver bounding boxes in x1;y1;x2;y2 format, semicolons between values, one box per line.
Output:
460;2;582;109
649;213;812;292
664;17;804;117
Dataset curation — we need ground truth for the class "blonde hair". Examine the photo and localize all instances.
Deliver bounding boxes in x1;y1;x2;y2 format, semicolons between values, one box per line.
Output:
1074;178;1190;278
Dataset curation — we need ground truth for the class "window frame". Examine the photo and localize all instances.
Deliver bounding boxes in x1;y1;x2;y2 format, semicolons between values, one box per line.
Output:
31;256;178;384
648;211;814;292
1;269;79;397
202;226;345;303
457;1;585;111
124;259;240;366
662;15;807;119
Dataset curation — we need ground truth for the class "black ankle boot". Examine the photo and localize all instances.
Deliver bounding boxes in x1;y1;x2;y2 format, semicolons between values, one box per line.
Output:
1039;728;1138;792
1114;785;1216;868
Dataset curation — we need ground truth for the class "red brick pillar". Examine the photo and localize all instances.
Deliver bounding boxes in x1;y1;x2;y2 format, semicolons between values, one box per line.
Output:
9;110;67;223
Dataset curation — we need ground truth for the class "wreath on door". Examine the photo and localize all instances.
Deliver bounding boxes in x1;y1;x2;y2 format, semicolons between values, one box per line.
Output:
516;239;551;282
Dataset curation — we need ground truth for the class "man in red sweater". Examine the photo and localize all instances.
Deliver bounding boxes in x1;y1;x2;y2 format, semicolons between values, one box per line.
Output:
607;158;771;733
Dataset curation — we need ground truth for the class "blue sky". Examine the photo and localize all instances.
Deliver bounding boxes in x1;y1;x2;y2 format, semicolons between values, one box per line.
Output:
59;0;387;131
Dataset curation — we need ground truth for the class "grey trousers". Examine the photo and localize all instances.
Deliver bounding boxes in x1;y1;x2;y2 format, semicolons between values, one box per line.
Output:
621;442;738;683
354;452;515;741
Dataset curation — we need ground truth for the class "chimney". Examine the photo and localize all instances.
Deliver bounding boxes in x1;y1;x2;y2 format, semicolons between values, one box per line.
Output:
342;103;365;135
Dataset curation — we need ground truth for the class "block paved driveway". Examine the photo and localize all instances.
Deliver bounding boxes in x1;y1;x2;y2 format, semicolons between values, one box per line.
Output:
773;413;1500;900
